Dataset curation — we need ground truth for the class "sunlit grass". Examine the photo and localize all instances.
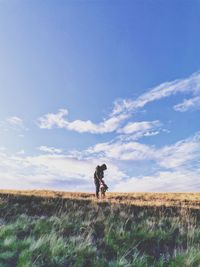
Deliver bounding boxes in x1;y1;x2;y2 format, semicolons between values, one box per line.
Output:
1;189;200;209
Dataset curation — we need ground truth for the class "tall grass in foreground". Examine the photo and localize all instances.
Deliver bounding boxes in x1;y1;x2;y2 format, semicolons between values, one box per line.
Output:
0;193;200;266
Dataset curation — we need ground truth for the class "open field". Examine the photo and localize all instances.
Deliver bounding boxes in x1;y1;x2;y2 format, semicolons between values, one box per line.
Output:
1;190;200;209
0;190;200;266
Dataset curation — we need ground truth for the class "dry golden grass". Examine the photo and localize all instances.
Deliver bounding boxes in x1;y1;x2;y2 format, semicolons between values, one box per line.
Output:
1;189;200;209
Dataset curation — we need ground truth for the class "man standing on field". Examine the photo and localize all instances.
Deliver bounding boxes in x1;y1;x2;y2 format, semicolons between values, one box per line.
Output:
94;164;107;199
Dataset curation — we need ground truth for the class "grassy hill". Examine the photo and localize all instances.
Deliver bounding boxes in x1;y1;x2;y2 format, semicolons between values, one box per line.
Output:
0;190;200;267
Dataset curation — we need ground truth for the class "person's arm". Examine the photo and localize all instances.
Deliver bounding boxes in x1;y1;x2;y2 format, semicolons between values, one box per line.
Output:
96;168;102;183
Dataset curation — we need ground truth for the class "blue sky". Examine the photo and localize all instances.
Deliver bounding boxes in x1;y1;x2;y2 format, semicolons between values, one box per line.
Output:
1;0;200;192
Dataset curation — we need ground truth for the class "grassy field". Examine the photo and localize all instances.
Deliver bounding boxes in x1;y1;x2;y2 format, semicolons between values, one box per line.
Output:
0;190;200;267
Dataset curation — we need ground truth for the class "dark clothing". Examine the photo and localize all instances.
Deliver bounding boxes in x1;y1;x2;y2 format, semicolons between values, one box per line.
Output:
94;165;104;198
94;165;104;181
94;178;100;199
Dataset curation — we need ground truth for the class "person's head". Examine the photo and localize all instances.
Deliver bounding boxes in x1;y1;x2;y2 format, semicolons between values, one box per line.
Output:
101;164;107;170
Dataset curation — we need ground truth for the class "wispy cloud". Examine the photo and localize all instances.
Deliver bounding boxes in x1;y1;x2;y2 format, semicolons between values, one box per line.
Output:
37;71;200;136
156;135;200;169
5;116;28;132
87;140;154;161
38;109;68;129
117;120;161;141
112;71;200;115
0;149;125;190
38;109;128;134
118;120;161;134
38;146;63;154
6;116;24;127
113;169;200;192
174;96;200;112
17;150;25;155
87;132;200;170
0;131;200;192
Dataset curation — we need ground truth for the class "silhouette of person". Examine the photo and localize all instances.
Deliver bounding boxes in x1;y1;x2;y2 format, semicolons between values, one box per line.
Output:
94;164;107;199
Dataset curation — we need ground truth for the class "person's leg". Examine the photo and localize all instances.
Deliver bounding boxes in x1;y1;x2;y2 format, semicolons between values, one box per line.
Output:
102;187;105;198
96;183;100;198
95;180;100;198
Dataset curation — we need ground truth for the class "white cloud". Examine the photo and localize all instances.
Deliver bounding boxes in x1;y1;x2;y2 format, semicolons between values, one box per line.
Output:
118;130;160;142
118;120;160;134
5;116;28;132
2;72;200;192
87;132;200;170
117;120;161;140
17;150;25;155
37;71;200;136
0;150;125;190
25;154;124;182
88;141;154;161
0;131;200;192
38;109;69;129
156;136;200;169
174;96;200;112
38;146;63;154
6;116;24;127
38;109;128;134
112;71;200;115
113;169;200;192
143;131;160;137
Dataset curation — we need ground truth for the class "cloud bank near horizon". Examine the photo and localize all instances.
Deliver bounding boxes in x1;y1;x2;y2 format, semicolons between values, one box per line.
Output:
0;130;200;192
